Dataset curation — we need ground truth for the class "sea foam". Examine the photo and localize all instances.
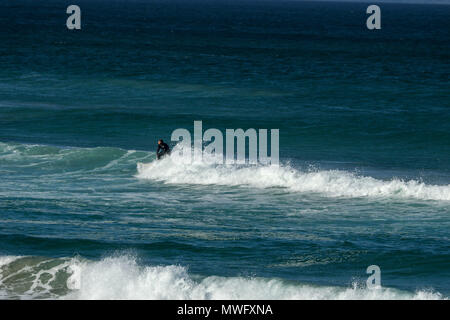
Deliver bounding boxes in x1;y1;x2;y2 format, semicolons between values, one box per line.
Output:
0;255;445;300
136;146;450;201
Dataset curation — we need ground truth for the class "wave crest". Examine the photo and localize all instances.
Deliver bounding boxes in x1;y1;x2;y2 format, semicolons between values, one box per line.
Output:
0;255;444;300
136;146;450;201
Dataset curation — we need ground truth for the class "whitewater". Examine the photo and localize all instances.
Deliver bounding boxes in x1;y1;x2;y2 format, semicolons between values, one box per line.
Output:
1;141;449;299
0;255;445;300
1;0;449;301
3;141;449;202
136;145;450;202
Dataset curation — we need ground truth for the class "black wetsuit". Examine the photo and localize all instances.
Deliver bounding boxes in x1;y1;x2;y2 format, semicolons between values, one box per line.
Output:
157;142;171;160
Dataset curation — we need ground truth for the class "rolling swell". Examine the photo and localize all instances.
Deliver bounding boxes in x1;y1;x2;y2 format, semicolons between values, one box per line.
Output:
0;141;151;173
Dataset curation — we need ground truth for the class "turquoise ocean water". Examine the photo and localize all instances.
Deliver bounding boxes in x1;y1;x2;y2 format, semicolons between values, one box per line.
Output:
0;0;449;299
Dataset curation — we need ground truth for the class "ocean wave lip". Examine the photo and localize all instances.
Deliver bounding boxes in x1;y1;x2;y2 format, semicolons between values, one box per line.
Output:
0;255;445;300
136;146;450;202
2;141;449;202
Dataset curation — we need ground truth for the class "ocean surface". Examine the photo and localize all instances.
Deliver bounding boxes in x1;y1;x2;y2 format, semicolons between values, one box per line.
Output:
0;0;449;299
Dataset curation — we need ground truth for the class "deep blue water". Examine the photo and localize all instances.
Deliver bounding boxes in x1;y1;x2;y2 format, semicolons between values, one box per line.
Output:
0;0;449;299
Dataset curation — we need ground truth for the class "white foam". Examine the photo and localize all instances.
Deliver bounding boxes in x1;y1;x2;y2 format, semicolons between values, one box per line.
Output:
0;256;77;299
0;255;445;300
0;256;22;268
0;256;23;286
0;256;23;299
63;255;445;300
136;146;450;201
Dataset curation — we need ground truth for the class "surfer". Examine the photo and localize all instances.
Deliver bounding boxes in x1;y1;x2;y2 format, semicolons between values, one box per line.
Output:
156;139;171;160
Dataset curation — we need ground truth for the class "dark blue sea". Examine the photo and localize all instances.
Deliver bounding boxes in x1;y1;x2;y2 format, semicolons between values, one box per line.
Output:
0;0;449;299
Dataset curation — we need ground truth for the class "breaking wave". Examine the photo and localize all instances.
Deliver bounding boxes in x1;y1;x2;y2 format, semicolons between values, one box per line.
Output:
0;255;445;300
2;141;449;201
136;146;450;201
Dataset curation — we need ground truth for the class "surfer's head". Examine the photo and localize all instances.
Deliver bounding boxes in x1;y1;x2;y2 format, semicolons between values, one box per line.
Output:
158;139;163;145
